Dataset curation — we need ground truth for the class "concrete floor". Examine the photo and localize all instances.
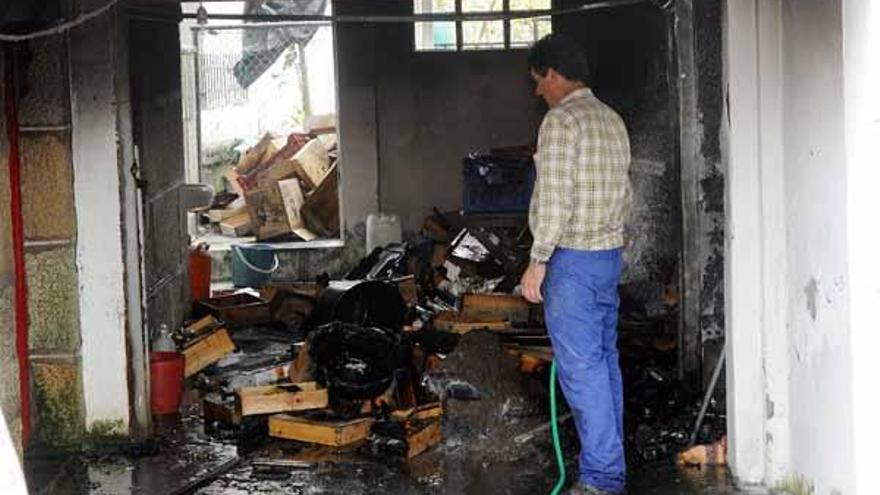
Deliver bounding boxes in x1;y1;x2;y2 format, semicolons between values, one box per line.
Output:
24;411;750;495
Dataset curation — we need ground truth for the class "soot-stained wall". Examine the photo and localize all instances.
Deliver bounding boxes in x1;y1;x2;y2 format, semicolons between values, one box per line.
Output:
556;1;680;315
333;1;681;314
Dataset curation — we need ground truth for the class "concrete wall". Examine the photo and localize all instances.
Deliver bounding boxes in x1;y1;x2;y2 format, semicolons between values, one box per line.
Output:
15;34;87;449
781;1;853;492
376;47;541;232
333;1;540;236
130;13;191;336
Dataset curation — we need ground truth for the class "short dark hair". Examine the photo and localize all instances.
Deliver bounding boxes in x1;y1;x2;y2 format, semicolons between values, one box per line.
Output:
527;33;590;84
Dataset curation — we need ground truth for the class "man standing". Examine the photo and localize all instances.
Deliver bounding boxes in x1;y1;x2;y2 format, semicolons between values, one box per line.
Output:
521;34;631;495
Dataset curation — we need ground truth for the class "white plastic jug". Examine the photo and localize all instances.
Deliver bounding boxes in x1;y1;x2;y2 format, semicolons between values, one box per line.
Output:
366;213;402;253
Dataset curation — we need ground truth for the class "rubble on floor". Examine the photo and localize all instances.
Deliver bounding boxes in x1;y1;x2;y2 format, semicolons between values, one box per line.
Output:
129;185;725;492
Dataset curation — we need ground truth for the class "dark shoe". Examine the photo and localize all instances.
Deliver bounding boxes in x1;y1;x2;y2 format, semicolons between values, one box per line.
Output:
565;482;622;495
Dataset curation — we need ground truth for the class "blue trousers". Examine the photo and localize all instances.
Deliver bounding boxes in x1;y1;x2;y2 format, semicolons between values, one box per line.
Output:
543;247;625;493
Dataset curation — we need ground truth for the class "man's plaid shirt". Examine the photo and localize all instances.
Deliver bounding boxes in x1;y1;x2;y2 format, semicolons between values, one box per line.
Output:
529;87;632;262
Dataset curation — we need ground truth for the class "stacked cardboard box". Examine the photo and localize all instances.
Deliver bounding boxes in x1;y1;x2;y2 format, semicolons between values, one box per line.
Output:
204;120;340;241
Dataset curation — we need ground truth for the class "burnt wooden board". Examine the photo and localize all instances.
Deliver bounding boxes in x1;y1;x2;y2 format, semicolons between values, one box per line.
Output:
236;383;328;416
268;415;373;447
406;420;442;459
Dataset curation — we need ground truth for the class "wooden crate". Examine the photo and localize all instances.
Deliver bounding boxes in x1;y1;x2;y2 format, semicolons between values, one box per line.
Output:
433;311;510;334
461;293;531;323
203;393;241;426
301;163;339;237
236;382;328;416
198;293;272;327
183;328;235;378
184;314;220;338
268;415;373;447
405;420;442;459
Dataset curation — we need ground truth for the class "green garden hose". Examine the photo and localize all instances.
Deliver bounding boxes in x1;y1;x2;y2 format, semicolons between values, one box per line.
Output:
550;360;566;495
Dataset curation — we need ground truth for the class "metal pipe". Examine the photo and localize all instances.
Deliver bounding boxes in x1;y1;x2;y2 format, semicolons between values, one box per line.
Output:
687;349;725;446
179;0;648;24
5;46;31;445
190;21;332;30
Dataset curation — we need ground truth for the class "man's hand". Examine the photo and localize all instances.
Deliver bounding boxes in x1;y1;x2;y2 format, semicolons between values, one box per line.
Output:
521;261;546;303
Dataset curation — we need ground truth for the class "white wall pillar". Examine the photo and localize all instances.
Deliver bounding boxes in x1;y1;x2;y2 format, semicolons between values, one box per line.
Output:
755;1;790;485
843;1;880;493
723;0;768;484
69;11;130;433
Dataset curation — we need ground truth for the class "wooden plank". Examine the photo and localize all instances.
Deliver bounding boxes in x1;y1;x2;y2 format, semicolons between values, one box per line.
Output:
224;168;247;200
461;293;531;323
305;113;336;135
183;314;220;339
236;383;328;416
301;163;339;238
246;185;292;241
237;133;277;175
219;211;254;237
206;205;247;224
185;314;219;334
268;415;373;447
183;328;235;377
406;420;442;459
239;133;311;190
278;178;318;241
391;403;443;422
317;133;337;152
200;293;273;327
291;138;331;189
434;311;510;334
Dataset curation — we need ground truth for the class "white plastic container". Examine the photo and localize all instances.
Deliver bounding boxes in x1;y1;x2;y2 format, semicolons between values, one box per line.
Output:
366;213;402;253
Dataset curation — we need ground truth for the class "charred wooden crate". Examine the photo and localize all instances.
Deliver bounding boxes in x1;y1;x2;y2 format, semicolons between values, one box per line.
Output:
196;292;272;327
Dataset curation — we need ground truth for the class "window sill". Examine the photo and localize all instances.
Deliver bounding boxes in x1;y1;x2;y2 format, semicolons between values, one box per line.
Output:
192;232;345;252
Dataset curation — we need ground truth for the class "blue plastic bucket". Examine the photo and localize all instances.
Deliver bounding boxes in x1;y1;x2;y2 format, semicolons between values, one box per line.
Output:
231;244;279;288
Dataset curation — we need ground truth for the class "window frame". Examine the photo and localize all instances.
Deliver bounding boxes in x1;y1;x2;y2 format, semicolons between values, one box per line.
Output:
413;0;552;52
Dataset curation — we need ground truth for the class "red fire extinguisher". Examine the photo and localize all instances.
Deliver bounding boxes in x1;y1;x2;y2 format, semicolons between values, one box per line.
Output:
188;242;211;303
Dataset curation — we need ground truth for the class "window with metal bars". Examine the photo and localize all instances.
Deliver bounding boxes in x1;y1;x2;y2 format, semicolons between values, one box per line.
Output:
414;0;552;51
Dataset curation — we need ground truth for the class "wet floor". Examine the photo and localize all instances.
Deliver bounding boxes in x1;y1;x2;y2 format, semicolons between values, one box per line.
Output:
23;328;746;494
24;412;750;495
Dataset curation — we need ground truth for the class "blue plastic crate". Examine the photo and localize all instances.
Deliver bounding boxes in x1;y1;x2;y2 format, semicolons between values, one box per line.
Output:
462;154;536;214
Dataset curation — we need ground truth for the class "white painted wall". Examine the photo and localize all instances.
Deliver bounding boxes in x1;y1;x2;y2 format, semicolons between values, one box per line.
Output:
781;2;854;493
843;0;880;493
725;0;876;492
70;14;131;433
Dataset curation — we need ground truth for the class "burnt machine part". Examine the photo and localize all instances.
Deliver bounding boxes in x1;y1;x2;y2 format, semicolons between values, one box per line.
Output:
309;322;403;401
345;243;409;280
305;280;406;332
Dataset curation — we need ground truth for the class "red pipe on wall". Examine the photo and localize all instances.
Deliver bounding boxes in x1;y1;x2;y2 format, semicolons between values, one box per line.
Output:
5;47;31;445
